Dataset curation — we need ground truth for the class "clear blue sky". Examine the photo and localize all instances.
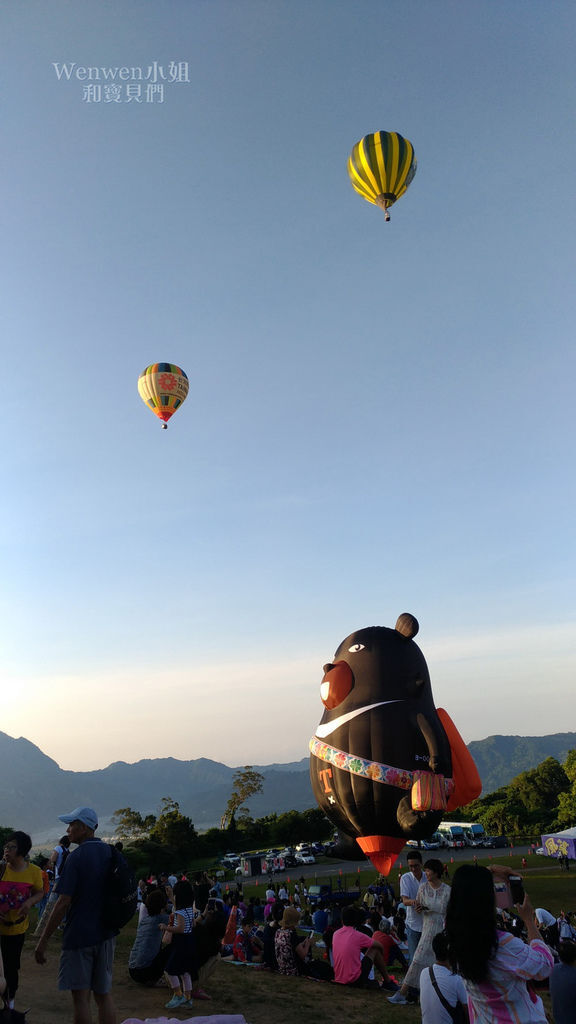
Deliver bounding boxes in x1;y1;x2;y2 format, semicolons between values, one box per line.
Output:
1;0;575;771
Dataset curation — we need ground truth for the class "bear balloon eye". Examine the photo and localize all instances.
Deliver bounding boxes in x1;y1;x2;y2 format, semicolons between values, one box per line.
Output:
348;643;365;653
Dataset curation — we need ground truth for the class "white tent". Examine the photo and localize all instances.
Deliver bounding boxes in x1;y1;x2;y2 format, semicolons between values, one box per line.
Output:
540;826;576;858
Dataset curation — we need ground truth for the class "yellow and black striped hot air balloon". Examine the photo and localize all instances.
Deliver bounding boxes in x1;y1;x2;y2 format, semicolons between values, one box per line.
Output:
347;131;417;221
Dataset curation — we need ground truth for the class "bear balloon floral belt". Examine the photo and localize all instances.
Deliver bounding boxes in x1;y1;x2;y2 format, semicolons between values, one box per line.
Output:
309;736;454;798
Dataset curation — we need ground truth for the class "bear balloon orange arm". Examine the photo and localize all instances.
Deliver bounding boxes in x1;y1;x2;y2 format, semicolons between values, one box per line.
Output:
437;708;482;810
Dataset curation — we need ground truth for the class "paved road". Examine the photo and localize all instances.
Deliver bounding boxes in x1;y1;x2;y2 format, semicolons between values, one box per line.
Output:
264;844;537;885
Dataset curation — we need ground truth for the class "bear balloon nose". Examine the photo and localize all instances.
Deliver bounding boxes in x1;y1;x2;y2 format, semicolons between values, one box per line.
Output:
320;660;354;709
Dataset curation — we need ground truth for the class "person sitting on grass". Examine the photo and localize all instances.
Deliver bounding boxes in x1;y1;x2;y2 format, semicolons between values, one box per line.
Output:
232;917;264;963
274;907;321;977
368;913;408;969
312;901;328;935
419;931;468;1024
192;905;227;998
332;906;398;991
550;939;576;1024
262;901;284;971
128;889;171;987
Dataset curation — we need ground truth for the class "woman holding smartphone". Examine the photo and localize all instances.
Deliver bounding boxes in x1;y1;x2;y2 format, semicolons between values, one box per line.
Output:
445;864;553;1023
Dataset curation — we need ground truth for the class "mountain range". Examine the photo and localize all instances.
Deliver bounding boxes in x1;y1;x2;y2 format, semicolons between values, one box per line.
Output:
1;729;574;843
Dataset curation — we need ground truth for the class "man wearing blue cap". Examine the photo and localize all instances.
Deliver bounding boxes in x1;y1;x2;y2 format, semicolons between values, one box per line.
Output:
34;807;117;1024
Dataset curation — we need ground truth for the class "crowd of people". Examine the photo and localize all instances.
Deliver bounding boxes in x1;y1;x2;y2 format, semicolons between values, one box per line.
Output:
125;848;576;1023
0;811;574;1024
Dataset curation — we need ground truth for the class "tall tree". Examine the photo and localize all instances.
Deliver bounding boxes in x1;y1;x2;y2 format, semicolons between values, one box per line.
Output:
149;796;198;855
111;807;156;840
220;766;264;830
556;750;576;828
509;757;569;813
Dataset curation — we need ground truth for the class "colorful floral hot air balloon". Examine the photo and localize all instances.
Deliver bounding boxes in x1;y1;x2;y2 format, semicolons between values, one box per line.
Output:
347;131;417;221
137;362;189;429
309;614;481;876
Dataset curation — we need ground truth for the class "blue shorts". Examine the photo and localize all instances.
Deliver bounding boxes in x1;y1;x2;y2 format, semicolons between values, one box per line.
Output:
58;938;116;993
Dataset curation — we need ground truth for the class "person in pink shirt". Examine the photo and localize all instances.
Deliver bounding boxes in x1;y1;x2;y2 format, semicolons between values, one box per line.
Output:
332;907;398;990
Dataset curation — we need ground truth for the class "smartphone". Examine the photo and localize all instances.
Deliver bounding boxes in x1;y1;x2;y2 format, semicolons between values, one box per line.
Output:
494;880;510;909
206;898;216;911
508;876;525;905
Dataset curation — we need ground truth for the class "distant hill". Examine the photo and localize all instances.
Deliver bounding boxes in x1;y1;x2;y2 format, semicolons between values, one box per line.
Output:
1;729;574;843
467;733;576;794
0;731;313;842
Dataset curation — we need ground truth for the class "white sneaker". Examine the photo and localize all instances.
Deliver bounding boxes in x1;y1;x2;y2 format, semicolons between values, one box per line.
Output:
387;991;407;1004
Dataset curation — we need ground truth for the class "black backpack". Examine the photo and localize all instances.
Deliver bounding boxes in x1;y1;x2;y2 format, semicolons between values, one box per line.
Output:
0;999;27;1023
101;845;138;932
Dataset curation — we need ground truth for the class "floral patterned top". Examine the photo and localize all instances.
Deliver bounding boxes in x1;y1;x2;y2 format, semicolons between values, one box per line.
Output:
274;927;300;976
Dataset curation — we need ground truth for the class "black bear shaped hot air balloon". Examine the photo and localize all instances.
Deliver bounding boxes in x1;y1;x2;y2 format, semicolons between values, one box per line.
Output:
309;614;481;875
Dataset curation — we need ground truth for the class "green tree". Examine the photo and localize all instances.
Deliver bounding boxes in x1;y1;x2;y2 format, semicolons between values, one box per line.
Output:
563;749;576;784
555;749;576;828
459;753;574;837
509;757;569;813
220;767;264;830
111;807;157;841
149;797;198;856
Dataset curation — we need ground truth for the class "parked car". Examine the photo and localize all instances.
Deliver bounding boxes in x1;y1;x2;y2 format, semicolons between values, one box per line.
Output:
295;851;316;865
535;847;545;856
323;842;339;857
421;837;441;850
483;836;509;849
405;837;440;850
308;883;358;907
221;854;240;868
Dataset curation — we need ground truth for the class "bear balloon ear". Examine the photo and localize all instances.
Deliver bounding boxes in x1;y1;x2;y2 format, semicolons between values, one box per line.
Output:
395;613;419;639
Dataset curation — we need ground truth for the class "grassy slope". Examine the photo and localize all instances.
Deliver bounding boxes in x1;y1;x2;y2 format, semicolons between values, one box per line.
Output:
20;854;574;1024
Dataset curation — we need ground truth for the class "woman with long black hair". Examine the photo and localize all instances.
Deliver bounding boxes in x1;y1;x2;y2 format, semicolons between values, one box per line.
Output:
444;864;553;1023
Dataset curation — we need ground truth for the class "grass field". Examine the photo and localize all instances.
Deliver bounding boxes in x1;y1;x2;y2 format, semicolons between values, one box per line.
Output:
17;854;574;1023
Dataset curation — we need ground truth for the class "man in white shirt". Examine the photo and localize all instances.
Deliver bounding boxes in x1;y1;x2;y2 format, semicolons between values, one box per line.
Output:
420;932;468;1023
399;851;424;1003
400;852;423;959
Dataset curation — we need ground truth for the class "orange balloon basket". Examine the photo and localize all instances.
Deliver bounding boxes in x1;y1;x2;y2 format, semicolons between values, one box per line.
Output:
357;835;406;876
